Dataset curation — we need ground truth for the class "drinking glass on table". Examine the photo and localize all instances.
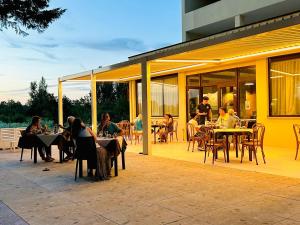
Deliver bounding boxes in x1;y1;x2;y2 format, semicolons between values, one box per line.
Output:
99;131;103;137
104;131;108;137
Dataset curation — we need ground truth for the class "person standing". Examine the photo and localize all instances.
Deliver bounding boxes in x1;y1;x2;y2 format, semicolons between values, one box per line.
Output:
197;96;212;125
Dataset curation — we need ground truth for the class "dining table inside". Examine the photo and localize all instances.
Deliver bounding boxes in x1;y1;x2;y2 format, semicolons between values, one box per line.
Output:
213;128;253;163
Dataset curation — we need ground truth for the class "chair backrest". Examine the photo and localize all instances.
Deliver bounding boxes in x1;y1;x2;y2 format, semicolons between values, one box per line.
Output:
252;123;265;146
74;137;97;160
173;120;178;132
186;123;195;140
293;124;300;143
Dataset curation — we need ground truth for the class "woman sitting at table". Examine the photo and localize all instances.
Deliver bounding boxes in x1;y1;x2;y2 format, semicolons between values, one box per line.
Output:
227;109;240;128
72;118;98;177
97;113;122;137
158;114;174;142
25;116;53;162
133;114;143;143
188;113;208;149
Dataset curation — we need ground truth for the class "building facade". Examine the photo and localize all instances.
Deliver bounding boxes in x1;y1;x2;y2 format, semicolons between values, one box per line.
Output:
182;0;300;41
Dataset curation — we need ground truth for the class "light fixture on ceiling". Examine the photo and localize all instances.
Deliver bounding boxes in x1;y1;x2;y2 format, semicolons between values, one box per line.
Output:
155;59;220;63
151;63;207;75
244;82;255;86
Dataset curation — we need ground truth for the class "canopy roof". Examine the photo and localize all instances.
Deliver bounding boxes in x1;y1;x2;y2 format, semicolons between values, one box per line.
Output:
60;11;300;82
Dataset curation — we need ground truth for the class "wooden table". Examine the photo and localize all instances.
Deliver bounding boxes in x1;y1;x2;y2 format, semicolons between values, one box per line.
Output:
213;128;253;163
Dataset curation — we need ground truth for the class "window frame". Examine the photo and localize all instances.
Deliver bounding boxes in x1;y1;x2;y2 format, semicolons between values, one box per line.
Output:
268;53;300;117
135;74;179;117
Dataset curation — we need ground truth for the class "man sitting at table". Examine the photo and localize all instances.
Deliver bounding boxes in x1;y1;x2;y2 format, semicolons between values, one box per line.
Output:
97;113;122;136
216;107;230;128
25;116;53;162
58;116;75;161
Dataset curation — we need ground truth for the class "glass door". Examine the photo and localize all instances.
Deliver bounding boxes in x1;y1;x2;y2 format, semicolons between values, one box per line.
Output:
187;88;200;120
202;86;218;120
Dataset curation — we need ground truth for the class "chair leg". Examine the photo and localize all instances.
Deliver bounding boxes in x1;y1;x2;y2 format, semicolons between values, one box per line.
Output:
253;148;258;165
204;148;207;163
114;157;118;176
176;132;178;142
261;146;266;164
79;160;83;178
295;144;299;160
30;148;33;159
212;148;215;164
240;145;244;163
20;148;24;161
192;139;195;152
75;159;78;181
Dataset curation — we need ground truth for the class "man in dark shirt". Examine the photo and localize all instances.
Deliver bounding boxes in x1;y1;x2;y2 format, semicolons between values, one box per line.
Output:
197;96;212;125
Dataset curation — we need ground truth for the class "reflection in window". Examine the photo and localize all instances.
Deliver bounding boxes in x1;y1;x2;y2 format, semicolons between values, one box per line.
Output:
270;55;300;116
239;67;256;119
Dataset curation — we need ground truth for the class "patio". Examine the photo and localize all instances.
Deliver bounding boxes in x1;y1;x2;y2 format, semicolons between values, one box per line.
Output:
0;148;300;225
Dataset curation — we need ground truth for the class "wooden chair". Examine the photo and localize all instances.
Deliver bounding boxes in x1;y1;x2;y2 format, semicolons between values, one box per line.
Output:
168;121;178;142
18;130;34;161
241;123;266;165
187;123;203;152
119;120;131;141
293;124;300;160
203;126;226;164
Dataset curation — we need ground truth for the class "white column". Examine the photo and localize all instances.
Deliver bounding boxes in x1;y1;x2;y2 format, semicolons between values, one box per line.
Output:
141;61;152;155
91;71;97;134
58;79;63;130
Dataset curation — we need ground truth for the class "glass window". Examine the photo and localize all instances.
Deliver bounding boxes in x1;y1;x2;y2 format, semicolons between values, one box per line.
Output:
269;55;300;116
151;79;163;116
239;67;256;119
163;77;179;116
136;75;179;117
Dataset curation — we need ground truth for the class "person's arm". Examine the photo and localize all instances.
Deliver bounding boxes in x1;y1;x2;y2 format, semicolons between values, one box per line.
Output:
87;127;97;141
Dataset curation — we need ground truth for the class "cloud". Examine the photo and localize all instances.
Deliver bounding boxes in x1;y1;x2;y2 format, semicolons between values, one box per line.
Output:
75;38;148;52
0;87;29;94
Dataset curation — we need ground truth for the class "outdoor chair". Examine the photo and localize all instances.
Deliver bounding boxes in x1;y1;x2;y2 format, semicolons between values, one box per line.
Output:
241;123;266;165
119;120;131;141
293;124;300;160
18;131;34;161
203;126;226;164
187;123;203;152
74;136;97;181
168;120;178;142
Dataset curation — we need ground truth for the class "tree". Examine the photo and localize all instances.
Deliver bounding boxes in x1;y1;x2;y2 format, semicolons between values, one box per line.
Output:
0;0;66;36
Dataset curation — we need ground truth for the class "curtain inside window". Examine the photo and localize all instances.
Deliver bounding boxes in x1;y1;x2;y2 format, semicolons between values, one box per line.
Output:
151;80;163;116
270;58;300;115
164;77;179;115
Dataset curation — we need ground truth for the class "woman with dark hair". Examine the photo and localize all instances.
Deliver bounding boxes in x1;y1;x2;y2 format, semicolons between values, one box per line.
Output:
24;116;53;162
97;113;122;136
158;114;174;142
72;118;97;177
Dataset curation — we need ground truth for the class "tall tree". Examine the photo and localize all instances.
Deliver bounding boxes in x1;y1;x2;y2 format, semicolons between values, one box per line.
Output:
0;0;66;36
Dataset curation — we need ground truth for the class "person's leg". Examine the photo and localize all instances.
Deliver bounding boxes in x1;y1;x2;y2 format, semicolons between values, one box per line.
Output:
37;146;46;160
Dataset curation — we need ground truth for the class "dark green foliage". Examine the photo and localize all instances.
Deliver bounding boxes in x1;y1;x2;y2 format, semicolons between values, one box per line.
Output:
0;0;66;36
97;82;129;122
0;78;129;126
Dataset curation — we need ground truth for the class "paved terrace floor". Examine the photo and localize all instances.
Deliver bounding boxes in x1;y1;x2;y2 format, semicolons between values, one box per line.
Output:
0;148;300;225
127;141;300;179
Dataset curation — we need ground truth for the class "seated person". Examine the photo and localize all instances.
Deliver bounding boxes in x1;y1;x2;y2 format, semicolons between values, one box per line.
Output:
72;118;97;177
97;113;122;137
58;116;75;161
216;107;230;128
188;113;207;150
133;114;143;143
227;109;240;128
158;114;174;142
25;116;53;162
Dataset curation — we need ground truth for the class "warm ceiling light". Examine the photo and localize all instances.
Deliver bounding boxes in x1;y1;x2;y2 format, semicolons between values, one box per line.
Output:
244;82;255;86
270;76;284;79
119;75;142;81
151;63;207;75
155;59;220;63
270;69;293;76
222;45;300;62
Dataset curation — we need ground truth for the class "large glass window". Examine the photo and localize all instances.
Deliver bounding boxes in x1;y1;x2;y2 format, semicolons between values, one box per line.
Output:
186;66;256;120
136;75;179;117
269;54;300;116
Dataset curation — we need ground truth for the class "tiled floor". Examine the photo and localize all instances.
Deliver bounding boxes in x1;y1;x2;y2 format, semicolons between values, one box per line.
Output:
127;141;300;179
0;148;300;225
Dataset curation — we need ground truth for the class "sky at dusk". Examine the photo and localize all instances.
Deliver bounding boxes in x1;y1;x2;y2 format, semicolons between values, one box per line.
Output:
0;0;181;103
